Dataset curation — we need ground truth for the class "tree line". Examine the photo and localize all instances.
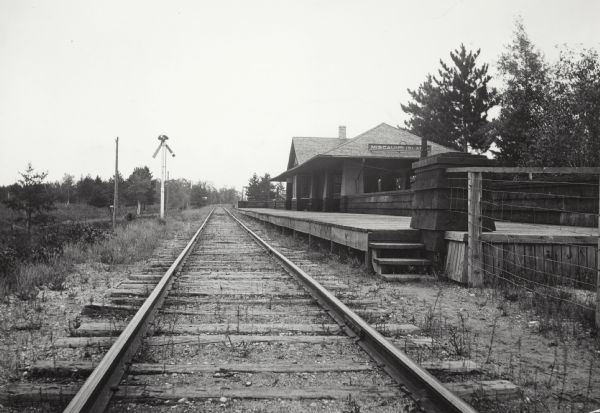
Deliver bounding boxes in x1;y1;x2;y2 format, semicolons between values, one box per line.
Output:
0;163;239;233
1;166;157;213
244;173;285;201
402;19;600;167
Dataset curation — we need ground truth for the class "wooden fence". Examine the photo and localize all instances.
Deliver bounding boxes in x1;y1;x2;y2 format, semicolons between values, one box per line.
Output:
237;199;286;209
488;179;598;227
341;190;413;216
445;166;600;328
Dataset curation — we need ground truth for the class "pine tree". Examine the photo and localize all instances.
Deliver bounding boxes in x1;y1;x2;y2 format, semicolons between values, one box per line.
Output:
402;44;497;152
3;163;54;235
245;173;261;200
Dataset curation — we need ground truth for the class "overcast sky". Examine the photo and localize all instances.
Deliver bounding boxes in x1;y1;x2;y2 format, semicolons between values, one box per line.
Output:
1;0;599;190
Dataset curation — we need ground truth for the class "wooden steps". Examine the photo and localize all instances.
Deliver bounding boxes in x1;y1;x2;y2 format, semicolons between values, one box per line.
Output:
369;238;433;281
379;274;437;282
372;258;432;266
368;242;424;250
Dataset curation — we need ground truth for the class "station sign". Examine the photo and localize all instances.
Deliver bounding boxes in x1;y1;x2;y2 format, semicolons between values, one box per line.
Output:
368;143;431;153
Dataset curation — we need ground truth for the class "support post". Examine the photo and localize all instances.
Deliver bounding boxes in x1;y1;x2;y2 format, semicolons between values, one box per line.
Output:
596;176;600;328
112;137;119;231
160;145;166;219
467;171;483;287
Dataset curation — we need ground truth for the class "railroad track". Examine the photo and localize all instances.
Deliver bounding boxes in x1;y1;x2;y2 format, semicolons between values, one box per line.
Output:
0;207;474;412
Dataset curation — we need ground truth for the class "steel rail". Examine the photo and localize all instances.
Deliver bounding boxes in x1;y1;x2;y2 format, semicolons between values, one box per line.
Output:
226;208;476;413
63;208;215;413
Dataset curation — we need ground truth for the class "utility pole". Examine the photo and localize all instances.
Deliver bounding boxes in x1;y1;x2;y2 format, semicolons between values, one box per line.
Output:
113;137;119;230
152;135;175;219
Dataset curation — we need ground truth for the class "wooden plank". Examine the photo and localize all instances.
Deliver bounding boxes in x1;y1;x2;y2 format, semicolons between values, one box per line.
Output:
421;360;480;374
455;242;464;283
482;243;491;280
74;322;420;337
444;380;520;402
31;360;373;376
109;289;310;298
445;231;468;242
467;172;483;286
445;241;461;283
53;334;351;349
313;222;332;240
461;241;469;283
128;274;164;281
527;243;537;283
83;304;364;318
482;234;596;244
75;322;343;337
0;384;401;405
514;244;525;276
109;296;381;307
534;244;545;281
331;227;368;251
294;219;310;234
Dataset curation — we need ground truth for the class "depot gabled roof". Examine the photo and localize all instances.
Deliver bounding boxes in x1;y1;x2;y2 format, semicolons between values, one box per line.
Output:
287;136;346;169
273;123;456;181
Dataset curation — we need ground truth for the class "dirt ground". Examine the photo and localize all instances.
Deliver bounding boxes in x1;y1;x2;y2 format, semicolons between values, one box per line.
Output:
0;213;205;411
0;261;130;388
236;213;600;413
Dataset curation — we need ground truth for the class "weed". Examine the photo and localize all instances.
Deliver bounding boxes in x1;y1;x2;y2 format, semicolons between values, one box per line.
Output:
421;289;443;335
224;334;250;358
344;393;361;413
484;315;500;364
447;311;471;357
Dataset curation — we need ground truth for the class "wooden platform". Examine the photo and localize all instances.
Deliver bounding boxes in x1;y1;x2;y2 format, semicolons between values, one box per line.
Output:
240;208;597;247
239;208;598;286
238;208;416;252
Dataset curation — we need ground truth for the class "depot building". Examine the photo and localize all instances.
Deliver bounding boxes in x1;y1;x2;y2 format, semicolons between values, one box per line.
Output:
271;123;456;213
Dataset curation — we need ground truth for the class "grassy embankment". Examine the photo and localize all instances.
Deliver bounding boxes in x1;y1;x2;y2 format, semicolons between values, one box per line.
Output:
0;208;207;301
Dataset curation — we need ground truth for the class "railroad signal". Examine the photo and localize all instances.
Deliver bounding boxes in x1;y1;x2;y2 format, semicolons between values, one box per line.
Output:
152;134;175;219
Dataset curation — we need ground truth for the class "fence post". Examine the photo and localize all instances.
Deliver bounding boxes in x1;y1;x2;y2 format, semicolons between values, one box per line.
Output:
596;175;600;328
467;171;483;287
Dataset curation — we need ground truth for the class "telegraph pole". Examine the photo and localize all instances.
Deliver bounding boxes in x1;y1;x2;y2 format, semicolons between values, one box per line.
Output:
113;137;119;230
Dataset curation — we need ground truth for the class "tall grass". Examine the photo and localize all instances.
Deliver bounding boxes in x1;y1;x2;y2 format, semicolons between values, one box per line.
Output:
0;209;207;301
63;219;169;265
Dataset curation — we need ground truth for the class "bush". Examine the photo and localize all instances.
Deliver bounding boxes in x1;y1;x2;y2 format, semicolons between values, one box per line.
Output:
65;223;109;244
15;258;70;299
0;245;17;280
92;220;167;265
